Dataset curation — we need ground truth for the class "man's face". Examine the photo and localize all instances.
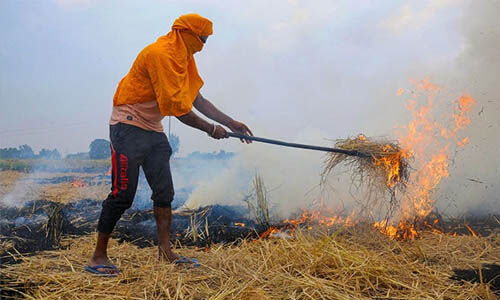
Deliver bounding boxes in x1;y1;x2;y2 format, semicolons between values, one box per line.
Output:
200;35;209;44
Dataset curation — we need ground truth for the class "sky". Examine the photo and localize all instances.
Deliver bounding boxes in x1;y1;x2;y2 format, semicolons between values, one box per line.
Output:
1;0;499;215
0;0;465;155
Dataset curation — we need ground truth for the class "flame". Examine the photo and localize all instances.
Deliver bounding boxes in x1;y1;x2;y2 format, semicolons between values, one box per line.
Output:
373;147;406;188
343;133;407;190
274;79;475;241
465;224;478;238
372;78;475;239
72;179;88;188
260;227;279;239
234;222;246;228
397;79;475;220
373;220;419;240
284;206;352;228
373;217;447;241
258;204;354;239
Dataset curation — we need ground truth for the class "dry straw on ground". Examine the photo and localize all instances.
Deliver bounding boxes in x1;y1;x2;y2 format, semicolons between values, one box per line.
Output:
39;181;108;204
0;171;109;205
0;171;24;198
2;227;498;299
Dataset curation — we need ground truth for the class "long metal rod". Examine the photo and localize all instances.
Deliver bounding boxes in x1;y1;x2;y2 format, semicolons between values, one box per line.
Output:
227;132;371;158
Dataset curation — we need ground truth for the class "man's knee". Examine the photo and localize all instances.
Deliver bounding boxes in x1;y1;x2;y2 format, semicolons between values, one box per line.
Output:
103;194;134;212
152;189;174;208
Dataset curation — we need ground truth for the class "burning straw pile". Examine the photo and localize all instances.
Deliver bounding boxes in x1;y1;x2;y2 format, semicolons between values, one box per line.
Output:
322;134;410;210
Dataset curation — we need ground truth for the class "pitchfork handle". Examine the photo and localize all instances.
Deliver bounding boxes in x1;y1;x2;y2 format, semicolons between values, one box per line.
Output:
227;132;370;158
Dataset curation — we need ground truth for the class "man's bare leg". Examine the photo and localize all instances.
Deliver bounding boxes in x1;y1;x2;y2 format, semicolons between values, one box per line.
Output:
88;232;119;274
154;206;180;261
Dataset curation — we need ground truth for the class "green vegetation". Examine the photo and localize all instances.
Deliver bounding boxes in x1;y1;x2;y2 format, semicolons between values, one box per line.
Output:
89;139;111;159
0;145;60;160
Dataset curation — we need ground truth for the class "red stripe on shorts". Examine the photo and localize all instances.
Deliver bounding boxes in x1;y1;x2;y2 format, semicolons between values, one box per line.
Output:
111;144;118;197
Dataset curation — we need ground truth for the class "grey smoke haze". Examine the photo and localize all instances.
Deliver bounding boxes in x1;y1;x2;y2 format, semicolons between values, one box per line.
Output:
1;172;41;207
436;1;500;215
1;1;498;215
183;0;500;216
183;128;327;218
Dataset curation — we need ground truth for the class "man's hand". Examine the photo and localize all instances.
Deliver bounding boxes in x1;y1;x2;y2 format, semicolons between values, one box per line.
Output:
227;120;253;144
209;124;228;140
192;93;253;143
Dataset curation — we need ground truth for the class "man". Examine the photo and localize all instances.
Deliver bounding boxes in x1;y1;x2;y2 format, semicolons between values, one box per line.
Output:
86;13;253;276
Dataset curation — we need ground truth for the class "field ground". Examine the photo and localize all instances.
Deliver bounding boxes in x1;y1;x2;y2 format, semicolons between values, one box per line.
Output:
0;159;110;173
1;170;499;299
2;230;499;299
0;170;109;204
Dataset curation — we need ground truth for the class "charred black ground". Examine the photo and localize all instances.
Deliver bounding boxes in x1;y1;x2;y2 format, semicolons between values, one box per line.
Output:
0;199;268;265
2;198;499;265
451;264;500;294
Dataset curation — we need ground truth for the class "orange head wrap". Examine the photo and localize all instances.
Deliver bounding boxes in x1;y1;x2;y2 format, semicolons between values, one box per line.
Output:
113;14;213;116
173;14;213;55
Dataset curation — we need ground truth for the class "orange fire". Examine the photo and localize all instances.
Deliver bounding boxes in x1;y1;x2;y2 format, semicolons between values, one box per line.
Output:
284;207;351;228
372;78;475;239
234;222;246;228
373;220;419;240
274;79;476;241
260;227;279;239
398;79;475;218
465;224;478;238
373;145;407;189
72;179;88;188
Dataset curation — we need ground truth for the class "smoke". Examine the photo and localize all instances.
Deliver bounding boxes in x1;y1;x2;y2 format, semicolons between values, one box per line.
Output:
436;0;500;216
131;157;242;210
0;172;41;207
183;128;358;218
181;159;250;210
182;1;499;218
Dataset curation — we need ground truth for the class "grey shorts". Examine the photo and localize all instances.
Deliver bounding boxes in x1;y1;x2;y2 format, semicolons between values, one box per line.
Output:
97;122;174;233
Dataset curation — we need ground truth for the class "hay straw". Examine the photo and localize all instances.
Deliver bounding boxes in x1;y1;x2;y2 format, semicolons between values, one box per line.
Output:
322;135;410;216
1;227;498;299
244;173;271;226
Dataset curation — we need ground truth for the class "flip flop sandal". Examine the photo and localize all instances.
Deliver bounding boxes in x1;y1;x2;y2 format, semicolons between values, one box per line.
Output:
84;264;120;277
173;256;200;268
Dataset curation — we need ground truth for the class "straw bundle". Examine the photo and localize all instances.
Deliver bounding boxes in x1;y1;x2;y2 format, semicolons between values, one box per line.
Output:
1;227;498;299
322;135;410;213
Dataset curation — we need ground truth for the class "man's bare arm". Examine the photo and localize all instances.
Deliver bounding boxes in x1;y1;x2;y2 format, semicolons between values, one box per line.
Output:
193;93;233;127
193;93;253;142
176;110;227;139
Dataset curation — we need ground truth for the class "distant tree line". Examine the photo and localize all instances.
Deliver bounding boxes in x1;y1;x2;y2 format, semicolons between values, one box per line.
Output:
0;145;61;159
186;150;236;160
0;139;113;160
0;135;232;160
89;139;110;159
